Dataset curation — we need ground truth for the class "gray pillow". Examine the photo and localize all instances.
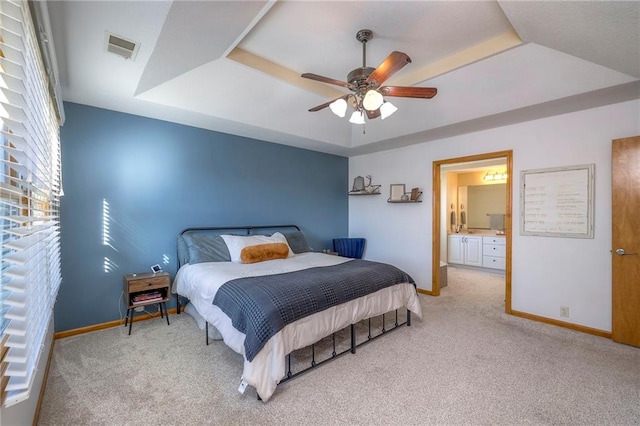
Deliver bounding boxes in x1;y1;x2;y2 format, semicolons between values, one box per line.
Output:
177;237;189;266
183;233;231;264
282;231;311;254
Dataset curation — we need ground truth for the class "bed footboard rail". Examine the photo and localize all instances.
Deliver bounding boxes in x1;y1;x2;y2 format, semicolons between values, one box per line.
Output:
278;308;411;386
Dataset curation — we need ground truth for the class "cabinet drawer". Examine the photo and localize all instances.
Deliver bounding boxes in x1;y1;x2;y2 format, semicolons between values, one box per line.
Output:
483;236;505;245
128;275;169;292
483;255;506;270
482;244;506;257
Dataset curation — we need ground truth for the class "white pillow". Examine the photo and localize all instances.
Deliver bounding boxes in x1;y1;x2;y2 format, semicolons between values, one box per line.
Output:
220;232;294;263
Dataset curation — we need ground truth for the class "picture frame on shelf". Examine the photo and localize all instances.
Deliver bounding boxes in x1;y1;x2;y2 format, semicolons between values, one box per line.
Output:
352;176;365;192
390;184;405;201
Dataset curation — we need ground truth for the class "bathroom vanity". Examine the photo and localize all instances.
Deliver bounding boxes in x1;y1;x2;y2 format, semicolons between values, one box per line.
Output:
448;232;505;271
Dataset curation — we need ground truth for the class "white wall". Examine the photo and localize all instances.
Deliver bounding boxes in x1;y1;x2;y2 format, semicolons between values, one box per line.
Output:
349;100;640;332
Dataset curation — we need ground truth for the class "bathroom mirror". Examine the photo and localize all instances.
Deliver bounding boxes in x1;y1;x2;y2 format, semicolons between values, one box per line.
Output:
464;183;506;229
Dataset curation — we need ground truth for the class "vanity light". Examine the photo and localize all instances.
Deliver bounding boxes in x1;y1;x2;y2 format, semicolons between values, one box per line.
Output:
483;172;508;181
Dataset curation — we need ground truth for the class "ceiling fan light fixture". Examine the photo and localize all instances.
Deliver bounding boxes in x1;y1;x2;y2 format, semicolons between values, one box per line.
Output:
349;110;365;124
380;101;398;120
329;98;348;117
363;89;383;111
301;29;437;122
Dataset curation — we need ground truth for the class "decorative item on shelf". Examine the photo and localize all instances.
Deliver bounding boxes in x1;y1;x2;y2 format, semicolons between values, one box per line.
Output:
389;183;405;201
349;174;381;195
388;184;422;203
410;187;421;201
352;175;365;191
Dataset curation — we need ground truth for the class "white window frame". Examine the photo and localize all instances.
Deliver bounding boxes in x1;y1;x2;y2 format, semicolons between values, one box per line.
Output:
0;0;63;407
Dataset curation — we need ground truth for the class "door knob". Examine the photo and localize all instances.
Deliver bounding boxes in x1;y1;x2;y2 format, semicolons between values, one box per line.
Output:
615;248;638;256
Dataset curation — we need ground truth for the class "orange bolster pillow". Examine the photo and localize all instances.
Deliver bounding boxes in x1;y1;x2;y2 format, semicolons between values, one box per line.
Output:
240;242;290;264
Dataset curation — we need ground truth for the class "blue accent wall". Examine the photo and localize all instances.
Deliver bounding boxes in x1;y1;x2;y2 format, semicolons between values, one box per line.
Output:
56;103;348;332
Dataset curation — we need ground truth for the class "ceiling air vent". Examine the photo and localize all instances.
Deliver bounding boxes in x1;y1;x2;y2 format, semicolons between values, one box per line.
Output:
105;32;139;60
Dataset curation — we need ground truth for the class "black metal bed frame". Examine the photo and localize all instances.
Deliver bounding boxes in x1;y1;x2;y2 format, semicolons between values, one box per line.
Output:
176;224;414;399
176;224;301;314
278;309;411;386
204;307;412;398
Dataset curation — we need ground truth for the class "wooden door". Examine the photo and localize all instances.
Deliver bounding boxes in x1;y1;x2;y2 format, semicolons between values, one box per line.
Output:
612;136;640;346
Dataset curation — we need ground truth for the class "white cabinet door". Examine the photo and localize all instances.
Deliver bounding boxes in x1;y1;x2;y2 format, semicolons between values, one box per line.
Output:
447;235;464;264
464;236;483;267
448;235;483;266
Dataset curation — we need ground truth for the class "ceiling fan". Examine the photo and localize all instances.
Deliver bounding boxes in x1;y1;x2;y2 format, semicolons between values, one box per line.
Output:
301;29;437;123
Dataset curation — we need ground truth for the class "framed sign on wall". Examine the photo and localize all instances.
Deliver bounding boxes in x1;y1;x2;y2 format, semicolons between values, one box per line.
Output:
520;164;595;238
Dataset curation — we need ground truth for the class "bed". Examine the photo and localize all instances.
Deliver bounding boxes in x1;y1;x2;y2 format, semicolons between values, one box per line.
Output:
172;225;422;401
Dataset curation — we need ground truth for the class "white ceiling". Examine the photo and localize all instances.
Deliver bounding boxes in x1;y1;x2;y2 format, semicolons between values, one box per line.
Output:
47;1;640;157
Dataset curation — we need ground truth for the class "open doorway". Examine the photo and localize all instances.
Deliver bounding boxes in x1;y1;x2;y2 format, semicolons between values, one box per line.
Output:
431;150;513;314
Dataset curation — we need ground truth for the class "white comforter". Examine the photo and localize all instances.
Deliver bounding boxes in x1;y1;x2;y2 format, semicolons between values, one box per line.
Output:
173;252;422;401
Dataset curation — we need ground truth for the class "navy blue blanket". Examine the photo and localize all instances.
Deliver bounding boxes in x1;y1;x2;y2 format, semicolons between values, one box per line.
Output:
213;259;415;361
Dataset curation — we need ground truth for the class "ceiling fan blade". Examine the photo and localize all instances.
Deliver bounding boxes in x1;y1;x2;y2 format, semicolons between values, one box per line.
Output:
301;73;351;89
366;108;381;120
308;95;349;112
380;86;438;99
366;51;412;86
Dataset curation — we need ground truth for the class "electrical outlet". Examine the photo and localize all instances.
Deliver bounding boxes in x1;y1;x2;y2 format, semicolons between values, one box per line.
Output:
134;306;144;312
560;306;569;317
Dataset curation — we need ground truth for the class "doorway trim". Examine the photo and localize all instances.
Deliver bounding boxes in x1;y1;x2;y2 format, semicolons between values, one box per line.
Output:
431;150;513;314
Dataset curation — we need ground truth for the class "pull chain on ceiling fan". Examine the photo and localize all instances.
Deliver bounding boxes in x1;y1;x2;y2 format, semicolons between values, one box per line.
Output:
301;29;437;124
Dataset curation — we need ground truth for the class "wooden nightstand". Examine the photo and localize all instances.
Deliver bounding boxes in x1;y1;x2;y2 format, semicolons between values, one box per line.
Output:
123;271;171;335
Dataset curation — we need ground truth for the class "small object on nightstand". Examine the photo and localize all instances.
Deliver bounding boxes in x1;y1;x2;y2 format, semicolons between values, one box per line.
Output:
123;271;171;335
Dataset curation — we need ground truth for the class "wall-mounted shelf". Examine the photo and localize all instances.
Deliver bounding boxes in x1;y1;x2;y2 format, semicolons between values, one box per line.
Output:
350;191;381;196
349;184;381;196
388;189;423;203
387;199;422;203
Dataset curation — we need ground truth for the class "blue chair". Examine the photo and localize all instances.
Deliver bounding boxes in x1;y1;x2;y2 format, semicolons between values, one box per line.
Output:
332;238;366;259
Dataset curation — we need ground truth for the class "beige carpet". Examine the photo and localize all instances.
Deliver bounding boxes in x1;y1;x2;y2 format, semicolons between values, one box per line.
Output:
38;267;640;425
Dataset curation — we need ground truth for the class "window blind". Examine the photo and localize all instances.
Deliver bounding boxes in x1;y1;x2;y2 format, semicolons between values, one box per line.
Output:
0;0;62;407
